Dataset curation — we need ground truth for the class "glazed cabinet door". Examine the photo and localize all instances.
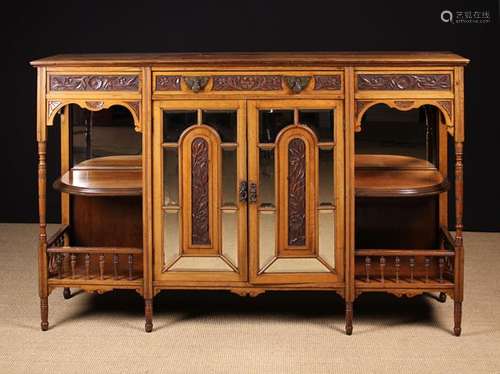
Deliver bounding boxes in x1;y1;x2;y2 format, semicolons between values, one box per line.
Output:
153;100;247;281
248;100;344;283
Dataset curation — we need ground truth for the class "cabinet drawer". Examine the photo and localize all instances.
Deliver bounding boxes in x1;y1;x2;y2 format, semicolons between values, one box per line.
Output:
153;71;343;96
355;70;454;98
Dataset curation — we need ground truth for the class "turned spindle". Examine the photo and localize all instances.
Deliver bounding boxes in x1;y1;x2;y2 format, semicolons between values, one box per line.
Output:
99;254;105;280
365;256;371;282
85;253;90;279
395;256;400;283
128;254;133;281
438;257;445;282
380;256;386;283
56;254;63;279
409;256;415;282
113;254;119;279
424;257;430;282
70;253;77;279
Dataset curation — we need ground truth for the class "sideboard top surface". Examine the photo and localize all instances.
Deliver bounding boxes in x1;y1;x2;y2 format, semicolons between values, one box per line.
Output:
30;51;469;67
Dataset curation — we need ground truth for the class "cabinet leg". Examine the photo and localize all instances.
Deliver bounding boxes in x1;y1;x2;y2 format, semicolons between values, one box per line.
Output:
63;287;71;299
145;298;153;333
438;292;447;303
345;302;353;335
454;301;462;336
40;297;49;331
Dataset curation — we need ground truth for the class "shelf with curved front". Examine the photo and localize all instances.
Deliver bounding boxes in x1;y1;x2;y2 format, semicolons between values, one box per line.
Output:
355;154;447;197
53;155;142;196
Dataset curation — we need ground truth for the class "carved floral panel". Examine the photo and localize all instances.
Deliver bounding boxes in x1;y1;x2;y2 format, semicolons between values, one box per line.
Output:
287;138;306;246
49;75;140;91
357;74;451;90
191;138;210;245
212;75;282;91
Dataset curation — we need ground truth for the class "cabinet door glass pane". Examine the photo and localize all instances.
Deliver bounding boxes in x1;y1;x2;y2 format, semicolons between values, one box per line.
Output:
259;110;294;143
299;109;334;141
163;211;180;267
259;149;275;207
163;111;197;142
222;149;237;205
202;110;237;142
319;149;334;205
259;211;276;269
163;148;179;206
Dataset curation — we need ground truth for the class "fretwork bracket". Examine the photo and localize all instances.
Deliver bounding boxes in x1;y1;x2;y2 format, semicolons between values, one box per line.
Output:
354;99;454;137
46;99;142;132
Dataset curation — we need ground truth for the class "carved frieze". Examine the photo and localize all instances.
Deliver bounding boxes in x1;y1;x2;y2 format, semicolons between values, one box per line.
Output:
212;75;282;91
357;74;451;90
155;75;181;91
314;75;342;90
49;75;139;91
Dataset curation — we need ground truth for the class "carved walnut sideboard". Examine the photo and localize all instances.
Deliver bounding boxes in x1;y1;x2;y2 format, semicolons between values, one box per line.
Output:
30;52;468;335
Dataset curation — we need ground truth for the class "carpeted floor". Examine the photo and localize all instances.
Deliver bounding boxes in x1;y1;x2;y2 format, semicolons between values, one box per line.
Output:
1;224;499;373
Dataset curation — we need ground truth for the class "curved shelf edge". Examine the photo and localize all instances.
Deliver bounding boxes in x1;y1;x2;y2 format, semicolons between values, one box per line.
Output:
53;155;143;197
355;154;448;198
53;179;142;196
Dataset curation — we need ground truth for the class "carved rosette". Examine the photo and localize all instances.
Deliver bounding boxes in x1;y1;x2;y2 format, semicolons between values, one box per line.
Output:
314;75;342;90
212;75;282;91
155;75;181;91
49;75;140;91
191;138;210;245
287;138;307;246
393;100;416;109
85;101;104;110
357;74;451;90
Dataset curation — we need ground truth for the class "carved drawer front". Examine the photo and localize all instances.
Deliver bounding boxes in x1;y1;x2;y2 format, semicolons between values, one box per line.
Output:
355;71;454;98
153;71;343;96
48;73;141;93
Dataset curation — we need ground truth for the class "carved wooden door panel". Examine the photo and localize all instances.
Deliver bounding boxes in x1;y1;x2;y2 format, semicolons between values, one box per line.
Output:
248;100;344;283
153;100;247;281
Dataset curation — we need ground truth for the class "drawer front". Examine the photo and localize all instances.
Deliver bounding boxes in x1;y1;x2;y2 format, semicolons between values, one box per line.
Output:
355;71;454;98
153;71;343;96
47;73;141;92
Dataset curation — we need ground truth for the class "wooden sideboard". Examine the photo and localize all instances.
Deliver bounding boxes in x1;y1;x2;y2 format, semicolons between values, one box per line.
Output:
30;52;468;335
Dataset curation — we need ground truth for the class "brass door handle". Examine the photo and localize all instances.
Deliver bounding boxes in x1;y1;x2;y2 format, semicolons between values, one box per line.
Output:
239;181;248;202
248;182;258;203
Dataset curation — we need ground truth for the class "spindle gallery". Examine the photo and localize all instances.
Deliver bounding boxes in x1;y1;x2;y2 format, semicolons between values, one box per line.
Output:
30;52;468;335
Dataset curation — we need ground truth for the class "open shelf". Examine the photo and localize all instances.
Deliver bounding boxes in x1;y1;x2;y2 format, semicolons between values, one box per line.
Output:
355;154;447;197
53;155;142;196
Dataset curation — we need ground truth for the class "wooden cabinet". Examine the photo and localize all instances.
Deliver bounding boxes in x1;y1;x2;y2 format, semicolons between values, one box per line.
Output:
30;52;468;336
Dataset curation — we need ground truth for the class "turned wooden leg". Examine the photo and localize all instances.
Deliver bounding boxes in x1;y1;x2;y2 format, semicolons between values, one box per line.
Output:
40;297;49;331
454;301;462;336
345;302;353;335
63;287;71;299
145;298;153;333
438;292;447;303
